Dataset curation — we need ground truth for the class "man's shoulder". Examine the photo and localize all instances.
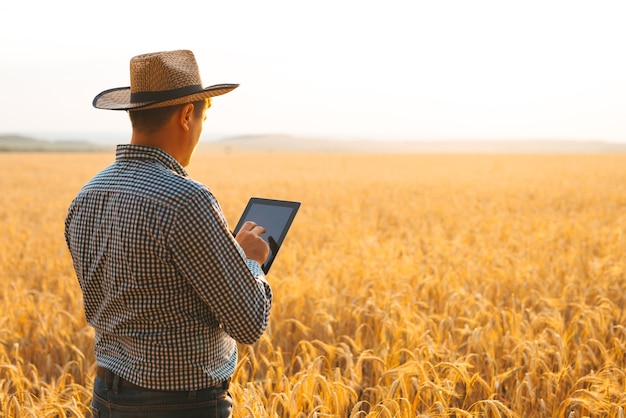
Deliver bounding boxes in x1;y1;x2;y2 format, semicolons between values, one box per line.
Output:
133;162;209;204
82;161;210;206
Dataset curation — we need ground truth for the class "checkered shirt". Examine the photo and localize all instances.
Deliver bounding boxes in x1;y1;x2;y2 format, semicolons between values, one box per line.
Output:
64;144;272;390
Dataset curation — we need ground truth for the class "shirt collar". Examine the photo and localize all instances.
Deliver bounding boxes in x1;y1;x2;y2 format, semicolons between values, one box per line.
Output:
115;144;188;177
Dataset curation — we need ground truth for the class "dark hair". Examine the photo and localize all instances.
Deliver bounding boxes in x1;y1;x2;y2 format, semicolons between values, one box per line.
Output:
128;99;209;132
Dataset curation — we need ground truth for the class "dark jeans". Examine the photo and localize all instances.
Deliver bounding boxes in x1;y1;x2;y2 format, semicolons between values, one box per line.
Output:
91;369;232;418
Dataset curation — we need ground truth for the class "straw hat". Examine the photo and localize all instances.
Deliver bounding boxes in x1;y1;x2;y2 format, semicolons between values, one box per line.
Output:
93;50;238;111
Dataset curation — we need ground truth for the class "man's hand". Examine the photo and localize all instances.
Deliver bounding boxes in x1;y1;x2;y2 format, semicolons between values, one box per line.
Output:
235;221;270;266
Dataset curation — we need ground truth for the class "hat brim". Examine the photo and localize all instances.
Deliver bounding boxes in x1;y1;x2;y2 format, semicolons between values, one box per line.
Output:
93;83;239;111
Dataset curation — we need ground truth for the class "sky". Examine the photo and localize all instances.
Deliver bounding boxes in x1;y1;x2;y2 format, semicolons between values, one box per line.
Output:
1;0;625;143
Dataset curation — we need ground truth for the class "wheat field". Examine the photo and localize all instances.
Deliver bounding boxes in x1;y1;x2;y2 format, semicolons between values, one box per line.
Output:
1;150;626;417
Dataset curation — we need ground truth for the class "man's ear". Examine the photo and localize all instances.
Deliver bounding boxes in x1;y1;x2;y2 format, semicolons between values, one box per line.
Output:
179;103;195;131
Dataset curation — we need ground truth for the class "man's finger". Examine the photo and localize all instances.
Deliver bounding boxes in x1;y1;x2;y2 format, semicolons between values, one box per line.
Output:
243;221;257;231
252;225;266;235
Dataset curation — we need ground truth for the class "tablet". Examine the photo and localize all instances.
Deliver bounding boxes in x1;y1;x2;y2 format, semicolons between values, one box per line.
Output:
233;197;301;273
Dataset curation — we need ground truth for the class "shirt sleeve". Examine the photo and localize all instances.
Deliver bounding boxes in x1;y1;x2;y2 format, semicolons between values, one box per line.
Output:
168;187;272;344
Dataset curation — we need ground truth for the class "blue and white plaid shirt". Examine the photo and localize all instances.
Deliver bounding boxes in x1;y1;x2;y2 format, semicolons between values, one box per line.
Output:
64;144;272;391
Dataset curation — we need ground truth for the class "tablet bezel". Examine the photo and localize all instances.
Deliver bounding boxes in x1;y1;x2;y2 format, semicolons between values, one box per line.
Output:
233;197;301;273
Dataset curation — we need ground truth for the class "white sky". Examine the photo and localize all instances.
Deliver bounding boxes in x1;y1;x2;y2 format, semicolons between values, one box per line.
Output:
1;0;625;143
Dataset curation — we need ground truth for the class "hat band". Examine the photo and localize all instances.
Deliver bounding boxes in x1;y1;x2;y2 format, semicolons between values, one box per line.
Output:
130;84;203;104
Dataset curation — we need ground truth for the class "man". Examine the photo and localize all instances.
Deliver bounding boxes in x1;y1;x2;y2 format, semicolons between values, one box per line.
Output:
64;50;271;417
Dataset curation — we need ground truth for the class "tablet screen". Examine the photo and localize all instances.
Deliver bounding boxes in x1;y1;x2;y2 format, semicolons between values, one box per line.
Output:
233;197;301;273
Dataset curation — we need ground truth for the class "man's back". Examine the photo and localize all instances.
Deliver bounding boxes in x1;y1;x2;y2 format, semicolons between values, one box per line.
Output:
65;145;271;391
